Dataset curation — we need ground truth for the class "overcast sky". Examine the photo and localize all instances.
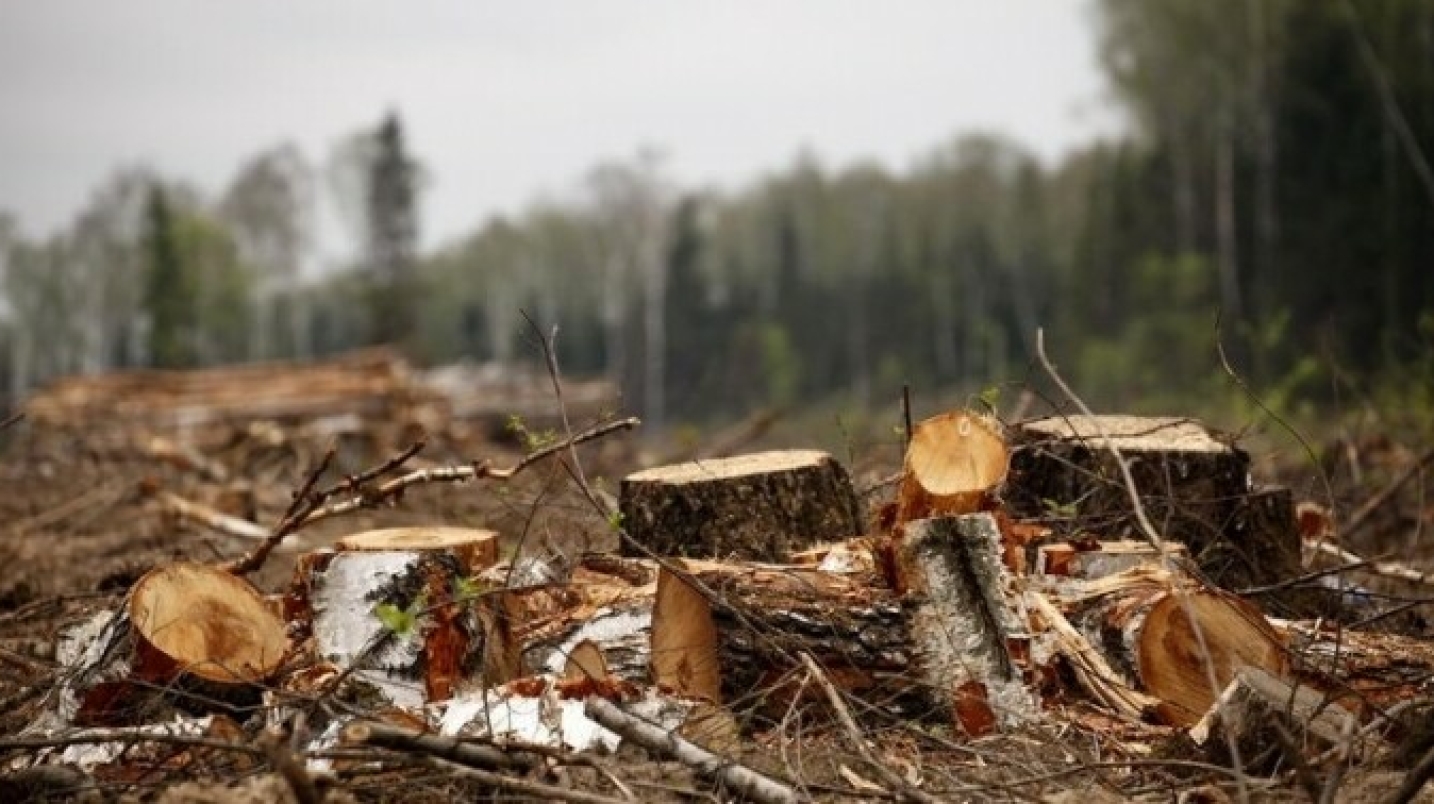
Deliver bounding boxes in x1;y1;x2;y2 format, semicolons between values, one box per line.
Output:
0;2;1118;259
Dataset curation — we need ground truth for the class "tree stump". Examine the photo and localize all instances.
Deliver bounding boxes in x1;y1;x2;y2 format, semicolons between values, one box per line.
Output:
1005;415;1284;588
620;450;862;561
896;411;1009;525
60;562;289;725
286;527;500;707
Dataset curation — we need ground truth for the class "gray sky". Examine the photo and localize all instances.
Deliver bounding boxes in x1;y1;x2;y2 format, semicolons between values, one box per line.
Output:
0;2;1117;259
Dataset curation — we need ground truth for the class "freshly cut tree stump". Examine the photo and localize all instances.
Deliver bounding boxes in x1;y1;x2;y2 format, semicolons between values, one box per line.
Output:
1056;566;1288;726
891;514;1037;736
60;562;289;725
287;528;500;707
334;527;499;573
1006;415;1280;588
620;450;862;561
896;412;1009;525
649;560;919;718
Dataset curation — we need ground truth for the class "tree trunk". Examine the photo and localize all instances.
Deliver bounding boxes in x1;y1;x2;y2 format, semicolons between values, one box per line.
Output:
648;560;920;720
1215;121;1243;323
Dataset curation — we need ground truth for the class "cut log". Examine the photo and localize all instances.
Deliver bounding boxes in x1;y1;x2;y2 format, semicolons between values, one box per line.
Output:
891;514;1037;735
1190;665;1357;766
59;563;289;725
1053;566;1289;726
619;449;862;561
26;347;422;431
288;534;498;707
649;560;921;720
896;411;1008;525
1278;620;1434;718
1005;415;1292;589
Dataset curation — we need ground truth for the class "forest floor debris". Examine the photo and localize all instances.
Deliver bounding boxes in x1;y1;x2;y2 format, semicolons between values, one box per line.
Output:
2;352;1434;802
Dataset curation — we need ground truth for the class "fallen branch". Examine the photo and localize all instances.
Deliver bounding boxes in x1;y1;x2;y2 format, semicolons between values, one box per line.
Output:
341;721;534;772
583;696;798;804
297;417;640;530
223;418;636;577
158;491;269;541
1307;540;1434;587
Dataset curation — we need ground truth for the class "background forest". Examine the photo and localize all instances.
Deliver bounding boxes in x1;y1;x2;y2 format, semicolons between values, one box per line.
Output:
1;0;1431;437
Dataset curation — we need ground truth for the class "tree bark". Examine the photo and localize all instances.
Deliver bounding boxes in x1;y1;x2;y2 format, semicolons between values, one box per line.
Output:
620;449;862;561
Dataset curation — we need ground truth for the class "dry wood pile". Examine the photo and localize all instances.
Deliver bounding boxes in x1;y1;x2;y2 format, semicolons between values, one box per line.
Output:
5;383;1434;803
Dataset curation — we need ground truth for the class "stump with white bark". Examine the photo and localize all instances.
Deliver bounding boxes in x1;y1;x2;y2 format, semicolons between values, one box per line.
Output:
286;527;500;707
620;450;862;562
61;562;290;725
890;514;1037;735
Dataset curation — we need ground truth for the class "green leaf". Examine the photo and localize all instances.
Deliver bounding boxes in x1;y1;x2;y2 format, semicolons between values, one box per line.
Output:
374;602;414;635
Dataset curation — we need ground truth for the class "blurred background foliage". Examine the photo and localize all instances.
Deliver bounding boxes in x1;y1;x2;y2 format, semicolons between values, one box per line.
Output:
0;0;1430;442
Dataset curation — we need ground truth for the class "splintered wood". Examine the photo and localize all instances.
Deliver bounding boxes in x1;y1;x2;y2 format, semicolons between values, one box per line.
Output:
620;449;863;561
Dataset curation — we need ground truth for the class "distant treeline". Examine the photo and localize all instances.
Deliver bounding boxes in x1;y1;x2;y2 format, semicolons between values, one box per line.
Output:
1;0;1431;428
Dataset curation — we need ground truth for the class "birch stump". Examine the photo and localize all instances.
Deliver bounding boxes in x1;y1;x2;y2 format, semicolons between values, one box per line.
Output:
620;450;862;561
286;527;500;707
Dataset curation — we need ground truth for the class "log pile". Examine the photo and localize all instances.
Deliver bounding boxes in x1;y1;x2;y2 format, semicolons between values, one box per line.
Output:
25;348;423;431
10;397;1434;803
